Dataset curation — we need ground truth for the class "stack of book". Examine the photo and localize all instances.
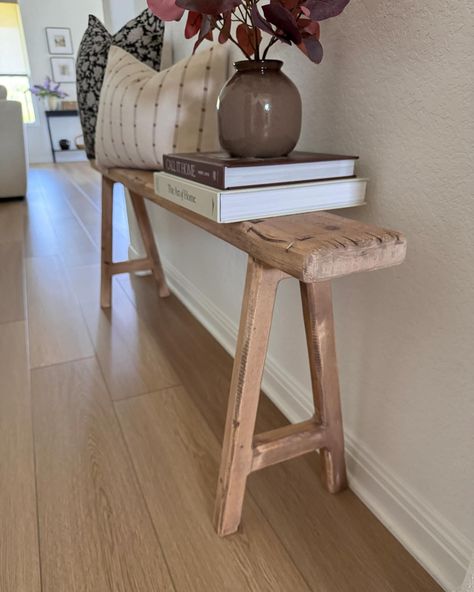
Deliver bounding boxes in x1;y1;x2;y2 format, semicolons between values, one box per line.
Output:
154;152;367;223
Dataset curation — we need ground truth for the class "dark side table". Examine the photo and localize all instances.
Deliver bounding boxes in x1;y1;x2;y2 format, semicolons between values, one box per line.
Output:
45;109;84;163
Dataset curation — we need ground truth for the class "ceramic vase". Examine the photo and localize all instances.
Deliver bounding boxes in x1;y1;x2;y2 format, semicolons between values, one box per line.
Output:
217;60;302;158
47;95;59;111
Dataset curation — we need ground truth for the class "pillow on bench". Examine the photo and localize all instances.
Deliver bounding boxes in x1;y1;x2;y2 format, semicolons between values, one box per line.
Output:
76;10;164;159
95;44;227;170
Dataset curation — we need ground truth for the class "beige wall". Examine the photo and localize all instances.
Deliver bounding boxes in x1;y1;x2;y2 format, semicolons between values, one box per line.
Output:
134;2;474;588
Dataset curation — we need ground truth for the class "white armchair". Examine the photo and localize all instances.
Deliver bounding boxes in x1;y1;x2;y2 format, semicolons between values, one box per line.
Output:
0;85;28;199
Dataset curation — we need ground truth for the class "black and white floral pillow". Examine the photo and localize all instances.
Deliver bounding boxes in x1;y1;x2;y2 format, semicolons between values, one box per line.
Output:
76;10;164;159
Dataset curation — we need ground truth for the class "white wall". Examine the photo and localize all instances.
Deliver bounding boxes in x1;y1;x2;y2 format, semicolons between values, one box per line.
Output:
130;2;473;589
102;0;136;32
20;0;104;163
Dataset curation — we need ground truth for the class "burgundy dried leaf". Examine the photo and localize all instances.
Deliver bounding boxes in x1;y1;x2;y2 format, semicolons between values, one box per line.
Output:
176;0;242;17
302;0;351;21
185;11;202;38
218;12;232;43
147;0;184;21
262;3;302;44
193;14;215;51
298;18;320;38
250;5;275;36
280;0;300;9
236;23;256;57
299;35;323;63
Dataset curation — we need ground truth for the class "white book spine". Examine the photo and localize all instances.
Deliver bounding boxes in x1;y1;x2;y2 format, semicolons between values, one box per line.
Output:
155;173;220;222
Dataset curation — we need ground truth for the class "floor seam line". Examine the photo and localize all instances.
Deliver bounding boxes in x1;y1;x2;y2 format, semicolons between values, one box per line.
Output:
24;238;45;592
29;354;96;372
111;383;183;404
96;353;179;592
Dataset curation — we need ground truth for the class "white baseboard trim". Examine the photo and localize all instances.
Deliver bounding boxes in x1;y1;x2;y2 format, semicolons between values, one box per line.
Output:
129;246;471;591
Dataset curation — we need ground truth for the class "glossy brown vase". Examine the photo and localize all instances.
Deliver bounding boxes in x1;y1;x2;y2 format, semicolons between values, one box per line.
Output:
217;60;302;158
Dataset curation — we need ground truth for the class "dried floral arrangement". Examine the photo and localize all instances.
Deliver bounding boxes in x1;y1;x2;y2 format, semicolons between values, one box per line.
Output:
29;76;68;99
147;0;351;63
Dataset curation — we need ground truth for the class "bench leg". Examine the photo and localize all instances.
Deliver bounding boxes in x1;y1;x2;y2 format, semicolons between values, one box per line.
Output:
214;257;285;536
129;191;169;298
100;177;170;308
300;281;347;493
100;176;114;308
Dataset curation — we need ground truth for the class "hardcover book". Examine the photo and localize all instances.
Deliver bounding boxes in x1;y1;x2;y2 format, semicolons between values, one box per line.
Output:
163;151;359;190
154;172;367;224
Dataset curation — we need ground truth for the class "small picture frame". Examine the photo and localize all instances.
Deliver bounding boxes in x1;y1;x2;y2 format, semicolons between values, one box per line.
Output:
61;100;78;111
51;57;76;83
46;27;73;55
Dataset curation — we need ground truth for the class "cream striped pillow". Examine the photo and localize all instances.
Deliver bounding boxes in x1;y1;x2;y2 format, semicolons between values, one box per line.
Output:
96;44;227;169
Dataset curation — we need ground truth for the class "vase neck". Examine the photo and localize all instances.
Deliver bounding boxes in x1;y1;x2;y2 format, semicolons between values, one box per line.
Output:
233;60;283;73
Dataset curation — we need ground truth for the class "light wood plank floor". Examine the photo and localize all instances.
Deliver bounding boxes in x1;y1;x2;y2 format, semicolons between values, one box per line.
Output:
0;162;443;592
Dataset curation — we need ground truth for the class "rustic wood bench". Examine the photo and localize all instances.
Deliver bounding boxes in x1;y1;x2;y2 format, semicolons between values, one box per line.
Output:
94;163;407;537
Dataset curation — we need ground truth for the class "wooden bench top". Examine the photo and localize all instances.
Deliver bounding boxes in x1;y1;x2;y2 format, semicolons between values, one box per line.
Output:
95;163;407;283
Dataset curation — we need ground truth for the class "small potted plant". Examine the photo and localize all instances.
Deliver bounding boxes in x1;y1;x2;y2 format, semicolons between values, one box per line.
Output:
147;0;351;157
29;77;68;111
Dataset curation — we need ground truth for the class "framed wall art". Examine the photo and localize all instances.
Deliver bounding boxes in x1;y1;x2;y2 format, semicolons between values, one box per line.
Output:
50;57;76;83
46;27;73;55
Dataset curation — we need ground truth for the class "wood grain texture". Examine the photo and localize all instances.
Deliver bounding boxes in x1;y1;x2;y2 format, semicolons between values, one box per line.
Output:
118;273;442;592
31;358;175;592
214;257;285;536
129;191;169;298
0;241;25;323
101;176;114;308
116;386;311;592
24;197;59;258
29;167;75;222
94;163;407;282
301;281;347;493
109;257;153;274
119;274;233;440
0;322;41;592
28;168;99;266
67;264;179;401
251;420;327;472
65;262;106;306
0;201;24;244
27;166;129;264
51;214;99;267
26;256;94;368
100;179;169;309
60;161;102;208
31;165;97;227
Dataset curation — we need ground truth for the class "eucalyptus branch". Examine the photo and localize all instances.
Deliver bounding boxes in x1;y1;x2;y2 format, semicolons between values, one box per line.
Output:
262;35;278;60
237;5;248;23
246;0;261;60
254;33;261;61
232;13;246;24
